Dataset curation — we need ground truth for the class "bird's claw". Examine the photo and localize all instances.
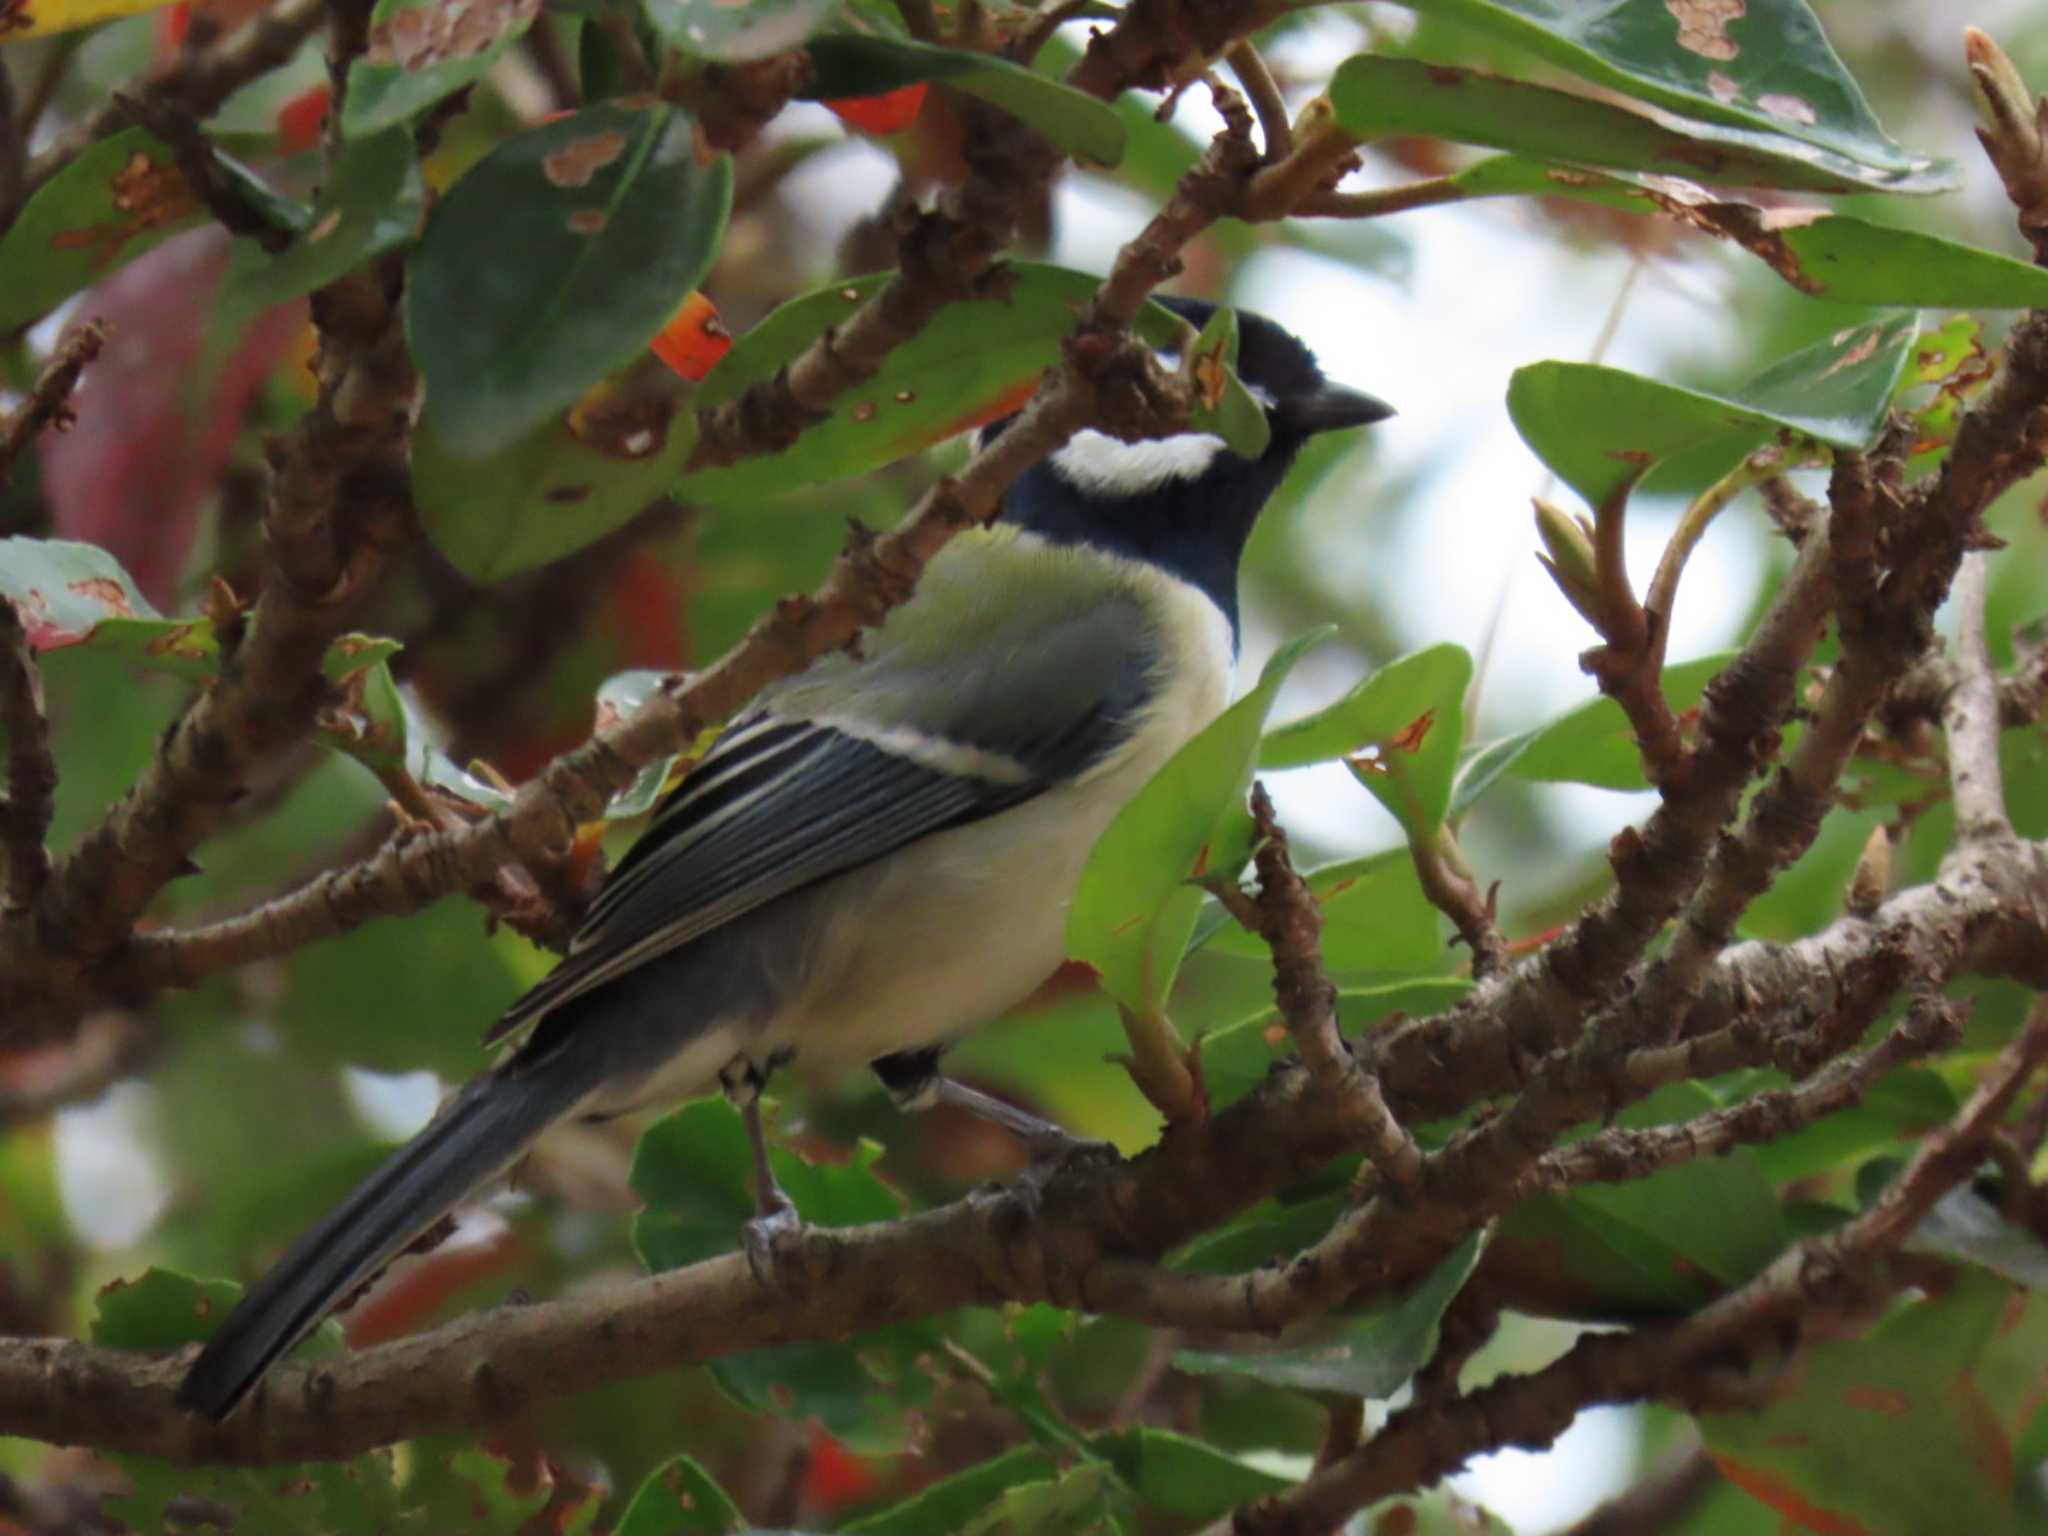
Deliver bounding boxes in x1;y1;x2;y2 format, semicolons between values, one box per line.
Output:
741;1193;805;1294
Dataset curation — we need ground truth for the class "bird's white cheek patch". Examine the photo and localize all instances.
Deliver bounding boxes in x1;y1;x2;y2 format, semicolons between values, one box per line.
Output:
1050;429;1230;497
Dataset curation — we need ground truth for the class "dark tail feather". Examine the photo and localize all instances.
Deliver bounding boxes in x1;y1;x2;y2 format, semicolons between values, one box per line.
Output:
175;1063;590;1420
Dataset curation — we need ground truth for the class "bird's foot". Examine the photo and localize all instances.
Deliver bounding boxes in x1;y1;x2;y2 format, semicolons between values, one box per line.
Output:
741;1191;806;1294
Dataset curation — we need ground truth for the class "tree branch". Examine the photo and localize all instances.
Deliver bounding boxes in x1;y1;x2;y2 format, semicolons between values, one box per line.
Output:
1944;551;2013;842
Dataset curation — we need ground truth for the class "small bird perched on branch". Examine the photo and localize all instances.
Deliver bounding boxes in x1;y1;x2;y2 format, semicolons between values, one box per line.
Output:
177;298;1390;1420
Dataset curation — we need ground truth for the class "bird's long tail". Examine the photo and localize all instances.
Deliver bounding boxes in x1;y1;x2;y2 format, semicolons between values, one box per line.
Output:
175;1057;595;1420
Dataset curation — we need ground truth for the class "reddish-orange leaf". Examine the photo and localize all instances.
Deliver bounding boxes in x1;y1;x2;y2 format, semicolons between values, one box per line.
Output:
824;83;929;136
274;83;331;157
649;290;731;382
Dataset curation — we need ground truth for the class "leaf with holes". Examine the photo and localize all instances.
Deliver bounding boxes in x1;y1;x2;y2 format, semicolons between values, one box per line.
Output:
1379;0;1945;188
1069;629;1332;1016
801;34;1123;165
343;0;542;137
0;129;209;333
1509;313;1918;513
407;103;731;458
1261;644;1471;839
1329;55;1947;195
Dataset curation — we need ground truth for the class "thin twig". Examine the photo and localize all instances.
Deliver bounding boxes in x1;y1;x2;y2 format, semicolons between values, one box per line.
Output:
1226;39;1291;161
0;321;106;482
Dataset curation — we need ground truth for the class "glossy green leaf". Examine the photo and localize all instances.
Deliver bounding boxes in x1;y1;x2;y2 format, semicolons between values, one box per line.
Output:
1329;55;1945;194
222;129;425;318
1704;1269;2029;1533
1509;313;1918;512
1170;1192;1345;1275
1510;652;1733;791
1385;0;1944;187
1069;629;1332;1015
407;103;732;457
630;1097;900;1272
802;34;1124;165
612;1453;745;1535
645;0;834;61
344;0;541;138
676;264;1233;507
1199;847;1443;973
0;128;209;333
413;380;698;582
843;1448;1060;1536
1174;1232;1485;1398
1262;644;1471;838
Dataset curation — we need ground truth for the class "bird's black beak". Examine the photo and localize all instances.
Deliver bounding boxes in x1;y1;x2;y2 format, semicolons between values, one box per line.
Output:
1284;382;1395;438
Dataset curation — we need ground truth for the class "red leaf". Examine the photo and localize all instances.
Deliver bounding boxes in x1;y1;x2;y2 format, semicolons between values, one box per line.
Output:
648;290;731;382
825;83;929;136
41;232;305;606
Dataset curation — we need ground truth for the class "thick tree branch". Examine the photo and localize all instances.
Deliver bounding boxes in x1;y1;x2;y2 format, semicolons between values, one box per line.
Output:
1224;1003;2048;1536
5;839;2048;1461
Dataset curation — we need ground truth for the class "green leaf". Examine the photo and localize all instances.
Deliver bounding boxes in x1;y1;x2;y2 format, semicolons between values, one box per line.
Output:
1509;314;1918;512
612;1453;745;1535
1740;1065;1956;1185
1173;1232;1486;1398
1495;1082;1785;1319
842;1448;1061;1536
92;1267;272;1351
0;128;209;333
1262;643;1471;838
1090;1426;1290;1521
1068;629;1332;1014
412;379;698;582
0;536;218;681
1510;652;1733;791
1449;729;1537;819
645;0;835;61
1703;1269;2029;1534
1384;0;1944;187
629;1097;900;1273
407;103;732;458
1170;1193;1345;1275
1186;305;1271;459
221;129;425;319
802;34;1124;165
400;1442;596;1533
1199;848;1444;973
962;1464;1118;1536
1328;55;1946;194
676;264;1228;508
343;0;541;138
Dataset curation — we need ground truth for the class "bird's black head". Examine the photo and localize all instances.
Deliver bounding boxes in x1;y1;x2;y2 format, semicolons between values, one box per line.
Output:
990;296;1391;639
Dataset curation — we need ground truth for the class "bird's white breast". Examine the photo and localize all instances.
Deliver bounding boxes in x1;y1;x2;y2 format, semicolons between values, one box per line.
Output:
768;538;1237;1067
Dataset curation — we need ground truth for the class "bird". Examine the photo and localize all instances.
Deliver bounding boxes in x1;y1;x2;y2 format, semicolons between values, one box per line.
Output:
175;297;1391;1420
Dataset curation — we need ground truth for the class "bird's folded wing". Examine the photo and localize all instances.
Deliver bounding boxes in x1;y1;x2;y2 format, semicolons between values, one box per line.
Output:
486;593;1157;1041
